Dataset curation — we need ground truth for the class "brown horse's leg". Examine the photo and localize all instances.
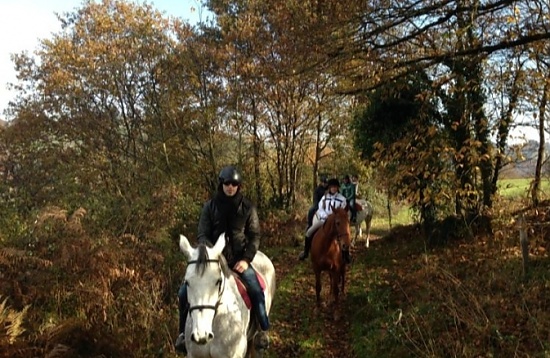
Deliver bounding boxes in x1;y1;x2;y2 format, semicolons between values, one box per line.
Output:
331;270;342;321
330;271;339;305
315;270;322;307
340;266;346;295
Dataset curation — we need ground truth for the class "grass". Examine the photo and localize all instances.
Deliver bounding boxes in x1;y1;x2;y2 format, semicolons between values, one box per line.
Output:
263;246;350;358
498;178;550;198
356;197;416;239
345;218;550;358
344;182;550;357
370;204;415;235
368;177;550;236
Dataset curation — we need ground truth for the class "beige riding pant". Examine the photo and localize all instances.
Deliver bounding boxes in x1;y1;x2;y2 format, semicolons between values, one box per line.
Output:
306;213;325;238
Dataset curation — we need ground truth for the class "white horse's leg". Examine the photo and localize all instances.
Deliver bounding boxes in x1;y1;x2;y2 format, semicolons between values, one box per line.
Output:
350;211;357;247
353;211;364;247
248;251;275;358
365;214;372;248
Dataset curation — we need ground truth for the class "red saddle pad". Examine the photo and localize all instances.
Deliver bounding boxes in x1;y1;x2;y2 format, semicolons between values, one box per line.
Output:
235;271;267;309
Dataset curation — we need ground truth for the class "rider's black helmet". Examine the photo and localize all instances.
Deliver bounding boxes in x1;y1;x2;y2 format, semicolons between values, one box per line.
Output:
327;178;340;188
218;165;242;185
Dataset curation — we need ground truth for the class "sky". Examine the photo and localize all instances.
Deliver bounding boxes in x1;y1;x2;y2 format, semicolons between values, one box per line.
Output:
0;0;207;118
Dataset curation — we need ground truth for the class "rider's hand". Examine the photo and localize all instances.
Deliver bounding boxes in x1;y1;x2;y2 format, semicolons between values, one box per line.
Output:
233;260;249;273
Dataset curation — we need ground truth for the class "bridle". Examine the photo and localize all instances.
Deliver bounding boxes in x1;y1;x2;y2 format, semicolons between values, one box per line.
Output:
335;232;349;242
186;259;226;314
332;216;351;249
332;217;352;264
330;215;350;242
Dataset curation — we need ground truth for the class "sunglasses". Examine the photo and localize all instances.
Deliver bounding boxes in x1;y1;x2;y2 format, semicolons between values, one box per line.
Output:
223;181;240;187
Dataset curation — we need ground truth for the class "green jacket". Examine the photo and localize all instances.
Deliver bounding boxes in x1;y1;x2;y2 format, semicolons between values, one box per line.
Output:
341;182;356;203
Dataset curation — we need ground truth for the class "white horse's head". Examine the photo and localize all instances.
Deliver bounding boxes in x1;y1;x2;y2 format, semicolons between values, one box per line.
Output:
179;233;227;345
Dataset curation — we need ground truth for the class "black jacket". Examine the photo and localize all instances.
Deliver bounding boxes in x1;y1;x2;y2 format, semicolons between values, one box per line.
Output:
197;196;261;266
313;184;327;207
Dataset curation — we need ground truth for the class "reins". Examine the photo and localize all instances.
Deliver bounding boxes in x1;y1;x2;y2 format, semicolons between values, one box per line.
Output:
186;259;226;314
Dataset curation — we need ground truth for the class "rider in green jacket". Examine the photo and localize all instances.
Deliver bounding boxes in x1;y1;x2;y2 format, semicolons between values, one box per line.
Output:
341;175;356;223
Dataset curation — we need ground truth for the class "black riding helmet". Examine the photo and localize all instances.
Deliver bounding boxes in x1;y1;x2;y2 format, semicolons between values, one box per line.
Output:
218;165;242;185
327;178;340;188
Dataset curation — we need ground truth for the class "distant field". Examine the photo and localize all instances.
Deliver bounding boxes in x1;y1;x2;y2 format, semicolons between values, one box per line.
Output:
369;202;415;235
366;178;550;235
498;178;550;198
369;178;550;232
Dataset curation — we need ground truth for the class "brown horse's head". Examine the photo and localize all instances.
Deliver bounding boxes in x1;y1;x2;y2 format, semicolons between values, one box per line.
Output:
325;206;352;263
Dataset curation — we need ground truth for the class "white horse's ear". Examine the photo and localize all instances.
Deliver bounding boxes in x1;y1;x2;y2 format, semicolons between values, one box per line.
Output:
212;233;226;256
179;235;194;260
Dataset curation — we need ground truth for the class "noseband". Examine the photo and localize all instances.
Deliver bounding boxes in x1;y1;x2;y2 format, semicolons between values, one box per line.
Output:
186;259;225;314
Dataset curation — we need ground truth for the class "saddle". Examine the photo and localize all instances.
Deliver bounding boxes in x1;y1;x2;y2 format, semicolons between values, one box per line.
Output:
234;269;267;309
345;202;363;212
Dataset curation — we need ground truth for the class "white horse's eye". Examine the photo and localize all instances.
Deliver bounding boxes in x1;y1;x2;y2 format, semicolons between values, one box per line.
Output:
216;278;222;286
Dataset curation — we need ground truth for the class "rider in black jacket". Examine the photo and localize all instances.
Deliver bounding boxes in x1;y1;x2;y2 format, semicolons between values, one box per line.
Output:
307;176;328;229
175;166;269;354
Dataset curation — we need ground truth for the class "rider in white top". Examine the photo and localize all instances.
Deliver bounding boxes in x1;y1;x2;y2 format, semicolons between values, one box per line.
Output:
316;186;347;221
299;178;347;260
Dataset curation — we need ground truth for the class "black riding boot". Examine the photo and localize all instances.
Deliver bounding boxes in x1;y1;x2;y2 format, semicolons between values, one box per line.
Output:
175;284;189;354
298;235;312;260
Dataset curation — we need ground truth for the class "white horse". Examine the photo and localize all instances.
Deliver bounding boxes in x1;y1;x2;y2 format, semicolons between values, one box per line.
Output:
179;233;276;358
352;199;374;248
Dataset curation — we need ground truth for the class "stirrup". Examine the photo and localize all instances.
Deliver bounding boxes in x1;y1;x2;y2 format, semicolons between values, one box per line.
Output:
254;331;270;350
174;333;187;354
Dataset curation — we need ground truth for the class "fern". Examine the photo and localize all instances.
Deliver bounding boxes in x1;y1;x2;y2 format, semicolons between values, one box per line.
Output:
0;247;52;269
0;296;29;345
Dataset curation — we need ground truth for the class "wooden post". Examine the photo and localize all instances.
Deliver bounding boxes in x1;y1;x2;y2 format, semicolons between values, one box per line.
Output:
519;214;529;278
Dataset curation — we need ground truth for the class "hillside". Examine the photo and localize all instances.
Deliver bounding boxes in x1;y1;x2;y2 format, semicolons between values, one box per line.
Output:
500;140;550;178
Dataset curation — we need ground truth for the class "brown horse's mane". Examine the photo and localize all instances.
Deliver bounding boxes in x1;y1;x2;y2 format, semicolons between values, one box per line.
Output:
320;207;346;239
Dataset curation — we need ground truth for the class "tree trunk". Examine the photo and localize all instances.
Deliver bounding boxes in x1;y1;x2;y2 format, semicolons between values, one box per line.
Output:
252;97;263;210
531;79;549;207
519;214;529;279
492;67;522;197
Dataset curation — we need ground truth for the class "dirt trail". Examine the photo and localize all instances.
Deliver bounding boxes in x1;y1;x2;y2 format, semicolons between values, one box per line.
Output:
267;235;374;358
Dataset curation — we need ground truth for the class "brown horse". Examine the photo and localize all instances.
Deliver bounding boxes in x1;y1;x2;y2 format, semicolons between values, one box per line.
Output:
310;206;352;309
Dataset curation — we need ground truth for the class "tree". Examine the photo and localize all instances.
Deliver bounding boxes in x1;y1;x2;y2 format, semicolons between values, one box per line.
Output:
352;72;448;233
320;0;549;235
6;0;192;236
529;55;550;206
207;0;353;210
